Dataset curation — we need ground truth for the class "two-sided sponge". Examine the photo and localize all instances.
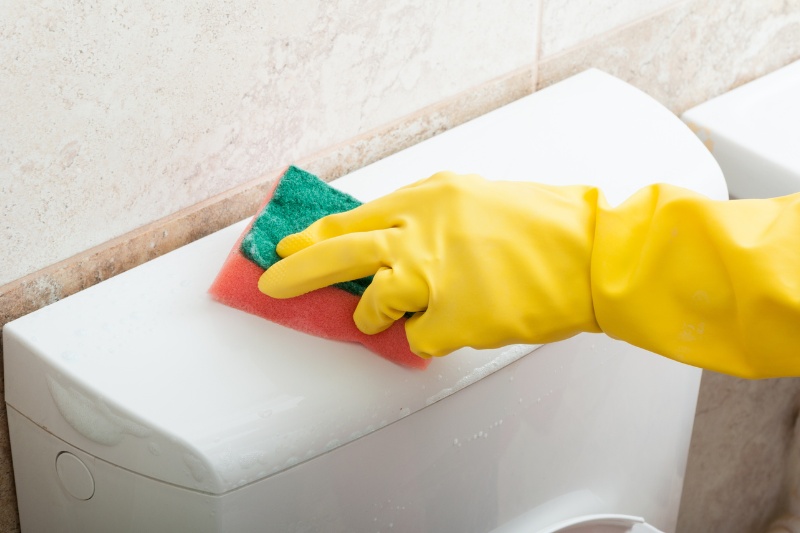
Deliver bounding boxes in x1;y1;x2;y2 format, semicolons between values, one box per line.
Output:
209;166;428;370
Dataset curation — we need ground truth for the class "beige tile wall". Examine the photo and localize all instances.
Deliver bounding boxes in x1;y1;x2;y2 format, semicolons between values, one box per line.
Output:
538;0;800;114
1;0;799;531
539;0;681;57
0;0;537;288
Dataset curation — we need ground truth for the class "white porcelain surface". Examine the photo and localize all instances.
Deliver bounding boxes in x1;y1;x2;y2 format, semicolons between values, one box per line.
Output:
534;514;662;533
682;59;800;199
8;333;692;532
334;70;726;205
4;219;540;495
5;70;725;532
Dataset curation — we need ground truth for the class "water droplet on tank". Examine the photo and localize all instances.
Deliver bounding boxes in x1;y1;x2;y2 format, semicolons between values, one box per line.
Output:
61;350;80;362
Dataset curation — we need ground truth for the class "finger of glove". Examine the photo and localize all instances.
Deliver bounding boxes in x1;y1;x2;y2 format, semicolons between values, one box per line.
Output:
353;267;429;335
259;230;389;298
404;312;459;359
276;190;416;258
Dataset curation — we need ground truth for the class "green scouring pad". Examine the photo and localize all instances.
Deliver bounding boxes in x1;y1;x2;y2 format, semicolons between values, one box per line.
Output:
240;166;372;296
209;165;428;369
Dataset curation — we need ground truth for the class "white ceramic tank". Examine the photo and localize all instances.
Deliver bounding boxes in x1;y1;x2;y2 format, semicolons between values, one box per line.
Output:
682;59;800;199
4;69;726;533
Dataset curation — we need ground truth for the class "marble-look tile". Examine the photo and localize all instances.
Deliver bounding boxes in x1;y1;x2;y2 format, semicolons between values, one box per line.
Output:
678;370;800;532
540;0;680;58
302;67;537;182
0;0;538;287
538;0;800;114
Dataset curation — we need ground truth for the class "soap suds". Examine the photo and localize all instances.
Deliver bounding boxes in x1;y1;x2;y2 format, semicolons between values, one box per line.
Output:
47;375;151;446
184;453;209;482
425;344;537;406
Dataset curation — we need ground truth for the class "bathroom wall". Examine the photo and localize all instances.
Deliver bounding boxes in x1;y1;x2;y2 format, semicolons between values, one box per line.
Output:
0;0;538;288
1;0;799;530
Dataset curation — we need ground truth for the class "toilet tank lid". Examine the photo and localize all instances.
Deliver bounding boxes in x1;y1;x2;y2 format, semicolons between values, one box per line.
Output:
3;69;725;495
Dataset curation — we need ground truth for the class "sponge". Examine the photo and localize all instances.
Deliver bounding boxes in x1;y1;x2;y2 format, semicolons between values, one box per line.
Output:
209;166;428;370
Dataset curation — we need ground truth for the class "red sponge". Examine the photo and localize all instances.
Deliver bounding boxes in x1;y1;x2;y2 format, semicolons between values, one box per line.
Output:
209;170;428;370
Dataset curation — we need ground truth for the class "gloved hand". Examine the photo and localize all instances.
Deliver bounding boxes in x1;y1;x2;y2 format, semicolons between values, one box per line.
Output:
258;171;602;357
260;171;800;378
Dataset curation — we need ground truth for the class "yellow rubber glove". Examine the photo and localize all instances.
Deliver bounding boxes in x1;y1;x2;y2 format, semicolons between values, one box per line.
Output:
593;184;800;378
259;172;800;378
259;172;602;357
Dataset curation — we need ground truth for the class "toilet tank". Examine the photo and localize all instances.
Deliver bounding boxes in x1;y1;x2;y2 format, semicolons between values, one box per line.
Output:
682;59;800;199
4;70;726;533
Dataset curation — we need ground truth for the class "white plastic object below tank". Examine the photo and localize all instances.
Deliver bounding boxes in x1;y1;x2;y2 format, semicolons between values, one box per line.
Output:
682;59;800;199
4;69;726;533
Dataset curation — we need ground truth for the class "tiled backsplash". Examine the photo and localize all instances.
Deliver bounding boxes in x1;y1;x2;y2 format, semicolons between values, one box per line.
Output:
1;0;799;530
539;0;680;58
1;0;538;288
539;0;800;114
